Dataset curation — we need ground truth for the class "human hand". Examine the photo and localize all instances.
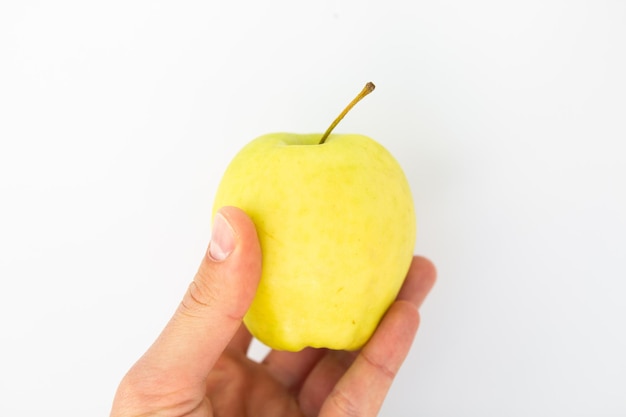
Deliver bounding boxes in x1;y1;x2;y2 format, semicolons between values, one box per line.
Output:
110;206;436;417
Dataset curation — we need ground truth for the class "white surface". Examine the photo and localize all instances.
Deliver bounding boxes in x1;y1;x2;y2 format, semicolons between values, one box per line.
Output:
1;1;625;415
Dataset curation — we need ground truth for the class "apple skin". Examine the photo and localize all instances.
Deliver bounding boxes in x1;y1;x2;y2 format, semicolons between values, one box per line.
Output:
212;133;416;351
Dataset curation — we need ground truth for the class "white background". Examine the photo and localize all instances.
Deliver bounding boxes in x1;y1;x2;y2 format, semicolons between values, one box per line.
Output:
1;1;625;415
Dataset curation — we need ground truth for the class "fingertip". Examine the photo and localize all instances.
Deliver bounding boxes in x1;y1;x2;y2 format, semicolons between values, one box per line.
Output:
214;206;256;236
213;206;259;251
412;256;438;286
414;256;438;289
397;256;437;308
208;212;236;261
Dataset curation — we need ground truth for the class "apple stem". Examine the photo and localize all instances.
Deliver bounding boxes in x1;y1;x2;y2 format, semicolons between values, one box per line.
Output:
318;82;376;144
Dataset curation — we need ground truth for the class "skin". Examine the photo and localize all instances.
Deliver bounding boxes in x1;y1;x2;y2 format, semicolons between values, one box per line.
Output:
110;206;437;417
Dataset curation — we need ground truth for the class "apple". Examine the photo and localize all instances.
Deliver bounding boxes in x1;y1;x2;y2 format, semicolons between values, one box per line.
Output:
212;83;416;351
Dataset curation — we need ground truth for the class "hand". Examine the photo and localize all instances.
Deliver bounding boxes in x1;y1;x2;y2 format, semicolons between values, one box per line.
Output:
110;206;436;417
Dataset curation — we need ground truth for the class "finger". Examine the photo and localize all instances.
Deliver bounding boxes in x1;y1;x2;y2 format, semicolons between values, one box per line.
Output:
227;323;254;353
397;256;437;308
297;350;358;417
129;206;261;387
262;347;327;392
318;300;420;417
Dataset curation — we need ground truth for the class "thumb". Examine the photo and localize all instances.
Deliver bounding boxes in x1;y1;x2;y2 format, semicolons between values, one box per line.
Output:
134;206;262;384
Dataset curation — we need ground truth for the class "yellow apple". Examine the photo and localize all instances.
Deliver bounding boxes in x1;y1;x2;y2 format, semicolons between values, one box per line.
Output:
212;83;416;351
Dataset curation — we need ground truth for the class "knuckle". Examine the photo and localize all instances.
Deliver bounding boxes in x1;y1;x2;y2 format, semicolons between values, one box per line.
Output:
179;276;220;318
329;388;361;417
360;350;397;381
